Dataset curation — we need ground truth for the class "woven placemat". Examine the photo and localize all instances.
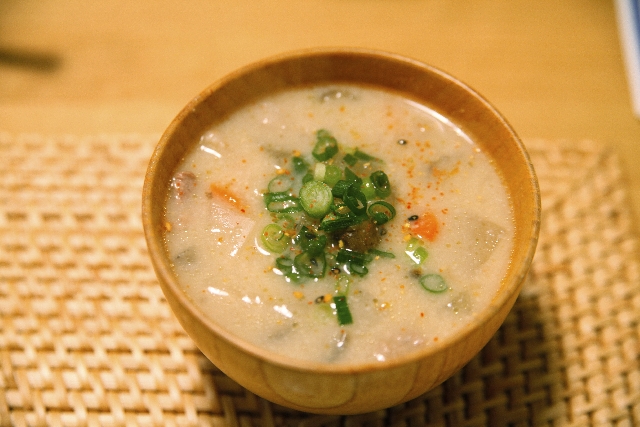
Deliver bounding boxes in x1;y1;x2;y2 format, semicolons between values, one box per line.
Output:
1;133;639;426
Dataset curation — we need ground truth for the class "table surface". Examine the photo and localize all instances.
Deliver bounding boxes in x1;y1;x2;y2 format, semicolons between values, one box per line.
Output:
1;0;639;225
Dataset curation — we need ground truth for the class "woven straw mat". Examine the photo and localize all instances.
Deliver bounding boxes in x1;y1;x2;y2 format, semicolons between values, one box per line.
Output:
1;133;639;427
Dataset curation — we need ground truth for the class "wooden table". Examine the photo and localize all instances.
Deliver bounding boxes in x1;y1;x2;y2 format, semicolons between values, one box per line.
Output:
3;3;640;425
1;0;638;225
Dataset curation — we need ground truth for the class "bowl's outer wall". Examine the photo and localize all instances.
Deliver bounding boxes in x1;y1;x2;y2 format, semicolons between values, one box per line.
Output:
142;49;540;414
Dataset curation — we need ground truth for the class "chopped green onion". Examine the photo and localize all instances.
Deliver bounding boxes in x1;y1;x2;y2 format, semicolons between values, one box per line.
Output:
313;163;326;181
275;256;303;283
343;185;368;216
348;263;368;277
367;201;396;225
336;248;372;265
353;148;379;162
292;156;309;174
370;171;391;198
333;295;353;325
294;226;327;256
260;224;289;253
314;163;342;187
323;165;342;187
331;180;352;198
294;252;326;278
319;213;366;232
312;129;339;161
405;238;428;265
368;248;395;258
301;173;313;184
360;177;376;199
299;180;333;218
420;274;447;293
343;153;358;166
268;176;293;193
264;192;302;213
344;167;362;185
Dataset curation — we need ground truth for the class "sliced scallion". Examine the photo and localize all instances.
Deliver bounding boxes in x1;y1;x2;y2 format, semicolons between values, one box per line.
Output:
312;129;339;161
336;248;372;265
260;223;289;253
370;170;391;198
353;148;380;162
319;213;366;232
405;238;428;265
294;226;327;256
368;248;396;258
333;295;353;325
360;177;376;199
343;185;368;216
331;180;352;198
275;256;303;283
344;167;362;185
292;156;309;174
348;263;368;277
323;165;342;187
420;274;447;293
367;201;396;225
264;192;303;213
294;251;326;278
343;153;358;166
299;180;333;218
268;176;293;193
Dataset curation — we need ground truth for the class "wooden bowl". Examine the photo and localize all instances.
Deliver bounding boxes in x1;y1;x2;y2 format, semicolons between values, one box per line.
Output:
142;48;540;414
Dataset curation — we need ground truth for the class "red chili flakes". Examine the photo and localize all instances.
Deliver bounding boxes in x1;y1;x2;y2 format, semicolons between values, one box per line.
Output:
420;312;425;318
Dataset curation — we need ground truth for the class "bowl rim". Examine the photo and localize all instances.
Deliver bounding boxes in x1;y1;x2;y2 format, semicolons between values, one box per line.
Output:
142;47;541;374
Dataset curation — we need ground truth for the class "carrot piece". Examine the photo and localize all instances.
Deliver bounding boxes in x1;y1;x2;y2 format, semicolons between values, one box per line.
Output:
208;184;245;212
411;211;439;242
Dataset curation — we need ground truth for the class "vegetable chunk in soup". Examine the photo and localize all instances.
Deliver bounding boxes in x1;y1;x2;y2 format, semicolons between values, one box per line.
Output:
164;85;514;365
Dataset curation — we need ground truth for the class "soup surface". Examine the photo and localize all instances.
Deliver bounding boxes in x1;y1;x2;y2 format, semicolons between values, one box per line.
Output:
164;84;514;365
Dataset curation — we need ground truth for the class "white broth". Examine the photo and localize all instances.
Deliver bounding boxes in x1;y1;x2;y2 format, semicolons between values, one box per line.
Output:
163;84;514;365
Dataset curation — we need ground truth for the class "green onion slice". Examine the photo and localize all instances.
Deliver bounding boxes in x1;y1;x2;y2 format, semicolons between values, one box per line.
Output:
353;148;377;161
294;226;327;256
275;256;304;283
405;239;428;265
333;295;353;325
420;274;448;293
360;177;376;199
268;176;294;193
331;180;352;198
343;185;367;216
348;263;368;277
264;192;302;213
292;156;309;174
294;251;327;278
299;180;333;218
367;201;396;225
336;248;372;266
260;224;289;253
312;129;339;161
344;167;362;185
323;165;342;187
343;153;358;166
319;213;366;232
370;170;391;198
368;248;396;258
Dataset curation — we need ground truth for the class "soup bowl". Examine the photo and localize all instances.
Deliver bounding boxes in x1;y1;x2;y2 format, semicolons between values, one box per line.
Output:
142;48;540;414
